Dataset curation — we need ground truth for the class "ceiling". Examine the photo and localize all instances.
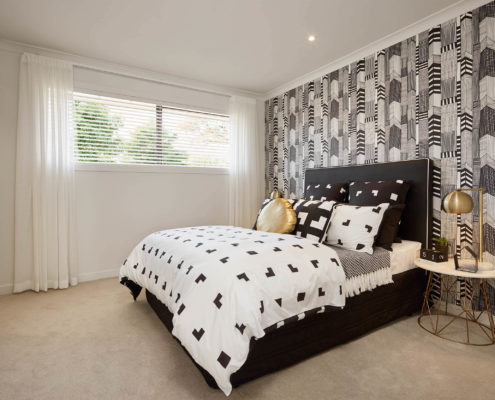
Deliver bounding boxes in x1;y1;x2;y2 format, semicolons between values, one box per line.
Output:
0;0;460;94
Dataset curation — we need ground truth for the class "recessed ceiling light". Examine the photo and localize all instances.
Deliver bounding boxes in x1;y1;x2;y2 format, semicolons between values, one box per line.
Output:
308;35;316;42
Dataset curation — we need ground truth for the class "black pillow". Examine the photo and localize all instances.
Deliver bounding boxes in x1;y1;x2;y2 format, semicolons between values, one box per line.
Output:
348;180;410;247
374;204;406;250
291;200;336;243
305;182;348;202
348;180;410;206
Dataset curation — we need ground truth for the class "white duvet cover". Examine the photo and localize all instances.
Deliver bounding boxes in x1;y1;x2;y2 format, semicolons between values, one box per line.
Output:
119;226;346;395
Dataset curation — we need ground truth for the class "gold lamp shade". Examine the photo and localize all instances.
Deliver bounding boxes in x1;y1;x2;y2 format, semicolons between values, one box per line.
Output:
442;190;474;214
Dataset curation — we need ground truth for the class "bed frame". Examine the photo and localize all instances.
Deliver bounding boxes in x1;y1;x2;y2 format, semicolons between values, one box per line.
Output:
129;158;433;389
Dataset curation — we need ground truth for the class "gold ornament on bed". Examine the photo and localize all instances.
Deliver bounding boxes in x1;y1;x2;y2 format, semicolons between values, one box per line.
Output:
257;192;296;234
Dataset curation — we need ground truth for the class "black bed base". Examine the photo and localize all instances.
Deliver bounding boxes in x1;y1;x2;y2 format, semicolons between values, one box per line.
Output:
143;267;427;389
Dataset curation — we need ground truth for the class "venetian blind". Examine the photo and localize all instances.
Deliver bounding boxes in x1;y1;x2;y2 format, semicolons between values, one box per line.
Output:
74;92;229;167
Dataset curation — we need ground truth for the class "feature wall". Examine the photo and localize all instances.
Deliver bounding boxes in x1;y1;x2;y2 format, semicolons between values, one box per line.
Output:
265;1;495;264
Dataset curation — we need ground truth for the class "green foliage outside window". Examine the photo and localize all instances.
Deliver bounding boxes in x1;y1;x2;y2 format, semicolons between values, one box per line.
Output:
74;100;188;165
123;123;187;165
74;100;123;162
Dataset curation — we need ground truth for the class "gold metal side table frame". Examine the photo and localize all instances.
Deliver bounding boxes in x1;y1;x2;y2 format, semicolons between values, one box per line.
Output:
418;271;495;345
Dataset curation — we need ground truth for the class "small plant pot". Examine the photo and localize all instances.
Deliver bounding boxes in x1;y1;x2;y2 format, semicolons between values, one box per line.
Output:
434;245;449;261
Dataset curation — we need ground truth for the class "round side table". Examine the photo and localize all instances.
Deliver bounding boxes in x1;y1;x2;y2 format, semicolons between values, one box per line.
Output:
415;258;495;346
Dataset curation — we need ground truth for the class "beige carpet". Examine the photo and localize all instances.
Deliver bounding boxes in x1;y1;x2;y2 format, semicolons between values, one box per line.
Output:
0;278;493;400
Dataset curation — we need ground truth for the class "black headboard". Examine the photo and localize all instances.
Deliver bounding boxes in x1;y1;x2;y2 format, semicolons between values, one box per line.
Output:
304;159;433;248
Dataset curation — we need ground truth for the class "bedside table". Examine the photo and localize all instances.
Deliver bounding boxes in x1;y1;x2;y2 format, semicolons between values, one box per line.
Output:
415;258;495;345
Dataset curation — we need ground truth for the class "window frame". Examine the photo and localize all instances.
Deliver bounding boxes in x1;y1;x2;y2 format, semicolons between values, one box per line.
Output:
74;162;229;175
72;89;230;174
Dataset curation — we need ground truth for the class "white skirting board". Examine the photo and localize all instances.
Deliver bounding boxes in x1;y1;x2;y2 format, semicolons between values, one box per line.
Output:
0;284;13;295
0;267;121;295
78;267;121;283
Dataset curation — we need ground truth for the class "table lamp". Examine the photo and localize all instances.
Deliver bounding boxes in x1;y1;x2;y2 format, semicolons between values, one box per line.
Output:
442;188;493;271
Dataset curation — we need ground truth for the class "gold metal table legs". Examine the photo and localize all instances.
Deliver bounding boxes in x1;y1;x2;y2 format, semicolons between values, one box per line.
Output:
418;271;495;345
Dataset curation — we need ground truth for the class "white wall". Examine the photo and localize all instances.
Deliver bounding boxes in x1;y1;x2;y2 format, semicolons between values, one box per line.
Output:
0;45;235;294
75;168;229;282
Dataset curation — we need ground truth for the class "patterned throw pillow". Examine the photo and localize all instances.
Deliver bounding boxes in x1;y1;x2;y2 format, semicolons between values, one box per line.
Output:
292;200;336;243
348;180;409;206
348;180;410;247
325;203;390;254
305;182;348;202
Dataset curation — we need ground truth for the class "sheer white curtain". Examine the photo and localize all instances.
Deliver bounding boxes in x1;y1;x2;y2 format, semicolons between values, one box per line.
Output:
228;96;264;228
14;53;78;293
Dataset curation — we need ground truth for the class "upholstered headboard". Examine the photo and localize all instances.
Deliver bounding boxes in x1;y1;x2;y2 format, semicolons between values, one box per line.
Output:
304;159;433;248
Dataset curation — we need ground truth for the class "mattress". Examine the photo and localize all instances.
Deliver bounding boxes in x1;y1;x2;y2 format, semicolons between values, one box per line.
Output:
390;240;422;275
331;240;422;279
328;240;421;297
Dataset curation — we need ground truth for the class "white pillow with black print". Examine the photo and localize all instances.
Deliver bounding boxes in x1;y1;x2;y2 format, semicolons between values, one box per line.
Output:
325;203;390;254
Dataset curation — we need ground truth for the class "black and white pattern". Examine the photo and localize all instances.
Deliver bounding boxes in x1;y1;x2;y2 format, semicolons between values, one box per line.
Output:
264;2;495;270
291;200;336;242
305;182;348;202
260;242;395;334
332;246;392;297
325;203;389;254
348;180;410;246
119;226;345;395
348;180;409;206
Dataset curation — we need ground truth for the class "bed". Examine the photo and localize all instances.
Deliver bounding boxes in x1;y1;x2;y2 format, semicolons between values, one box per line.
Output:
120;158;432;393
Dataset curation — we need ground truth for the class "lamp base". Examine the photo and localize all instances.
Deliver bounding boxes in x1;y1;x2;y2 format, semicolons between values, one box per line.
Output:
478;261;495;272
458;260;494;272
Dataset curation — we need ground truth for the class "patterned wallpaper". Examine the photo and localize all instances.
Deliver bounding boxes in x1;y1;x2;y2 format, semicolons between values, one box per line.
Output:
265;1;495;264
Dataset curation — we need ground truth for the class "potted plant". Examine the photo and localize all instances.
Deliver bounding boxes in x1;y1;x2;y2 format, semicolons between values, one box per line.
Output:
432;237;450;261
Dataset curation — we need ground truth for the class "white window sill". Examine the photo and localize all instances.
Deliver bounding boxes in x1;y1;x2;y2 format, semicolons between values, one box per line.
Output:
75;162;229;175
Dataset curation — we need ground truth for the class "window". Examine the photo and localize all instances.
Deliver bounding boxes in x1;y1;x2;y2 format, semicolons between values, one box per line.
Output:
74;92;229;168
